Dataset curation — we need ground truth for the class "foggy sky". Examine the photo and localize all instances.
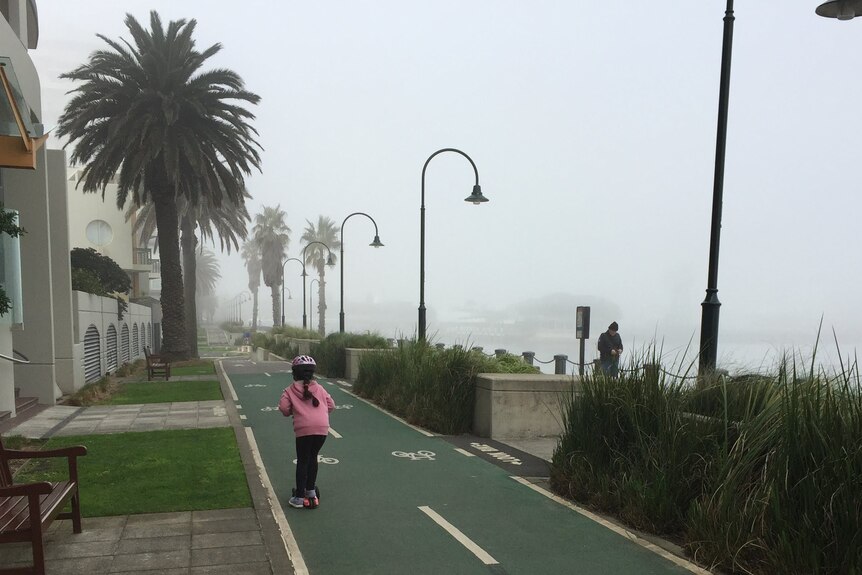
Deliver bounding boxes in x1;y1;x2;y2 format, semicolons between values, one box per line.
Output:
31;1;862;369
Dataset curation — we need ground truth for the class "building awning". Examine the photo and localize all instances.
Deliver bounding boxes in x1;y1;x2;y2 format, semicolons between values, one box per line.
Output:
0;57;48;170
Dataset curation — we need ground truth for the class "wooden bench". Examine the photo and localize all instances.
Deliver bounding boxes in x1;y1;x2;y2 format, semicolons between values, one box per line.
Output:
144;346;171;381
0;436;87;575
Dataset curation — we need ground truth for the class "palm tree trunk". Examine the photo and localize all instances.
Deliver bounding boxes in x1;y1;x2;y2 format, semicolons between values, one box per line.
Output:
317;268;326;336
271;284;280;326
181;216;199;358
154;197;190;361
251;288;259;330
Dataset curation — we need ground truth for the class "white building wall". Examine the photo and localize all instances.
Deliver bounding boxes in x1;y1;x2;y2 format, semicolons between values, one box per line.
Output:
66;169;135;270
73;291;154;379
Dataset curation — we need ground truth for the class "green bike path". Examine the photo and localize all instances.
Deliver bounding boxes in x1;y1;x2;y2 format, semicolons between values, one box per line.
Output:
223;359;707;575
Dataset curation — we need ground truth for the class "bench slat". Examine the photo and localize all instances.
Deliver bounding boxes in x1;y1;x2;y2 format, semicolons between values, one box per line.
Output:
0;482;74;535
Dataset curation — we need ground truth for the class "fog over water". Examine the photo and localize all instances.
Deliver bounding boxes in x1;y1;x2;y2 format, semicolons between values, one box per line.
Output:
33;2;862;374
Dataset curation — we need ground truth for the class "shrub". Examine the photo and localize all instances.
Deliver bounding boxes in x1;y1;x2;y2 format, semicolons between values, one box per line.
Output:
311;332;390;377
551;346;862;574
270;325;321;340
551;352;723;535
354;341;538;435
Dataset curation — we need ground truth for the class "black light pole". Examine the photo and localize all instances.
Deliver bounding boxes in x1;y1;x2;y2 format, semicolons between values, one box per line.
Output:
281;258;304;327
419;148;489;342
339;212;384;333
237;292;250;326
301;241;335;330
816;0;862;19
699;0;736;373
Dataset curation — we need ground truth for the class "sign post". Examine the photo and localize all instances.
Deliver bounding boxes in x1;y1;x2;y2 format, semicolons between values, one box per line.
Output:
575;306;591;376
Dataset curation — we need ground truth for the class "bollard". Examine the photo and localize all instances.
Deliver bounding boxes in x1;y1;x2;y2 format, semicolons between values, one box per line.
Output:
473;346;484;354
495;349;507;358
435;343;445;350
554;354;568;375
522;351;535;365
643;363;660;385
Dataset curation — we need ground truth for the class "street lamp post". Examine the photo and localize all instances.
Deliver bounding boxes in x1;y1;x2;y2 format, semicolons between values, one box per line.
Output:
816;0;862;19
419;148;489;342
301;241;335;330
699;0;736;373
309;279;320;332
236;291;251;327
339;212;384;333
281;258;305;327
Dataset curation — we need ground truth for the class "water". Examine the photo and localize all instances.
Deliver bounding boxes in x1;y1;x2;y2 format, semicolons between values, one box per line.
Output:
433;328;861;376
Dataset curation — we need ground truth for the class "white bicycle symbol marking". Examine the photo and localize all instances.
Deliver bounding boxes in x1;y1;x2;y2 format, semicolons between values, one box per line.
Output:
334;404;353;410
244;384;267;388
292;456;339;465
260;406;279;412
392;450;436;461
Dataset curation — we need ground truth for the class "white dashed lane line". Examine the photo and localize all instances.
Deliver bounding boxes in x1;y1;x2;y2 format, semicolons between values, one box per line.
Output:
419;506;499;566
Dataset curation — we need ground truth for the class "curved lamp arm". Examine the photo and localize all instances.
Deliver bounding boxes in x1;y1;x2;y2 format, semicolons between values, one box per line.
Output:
339;212;384;333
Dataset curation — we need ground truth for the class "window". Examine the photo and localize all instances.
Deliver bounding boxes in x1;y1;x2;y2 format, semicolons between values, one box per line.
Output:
86;219;113;247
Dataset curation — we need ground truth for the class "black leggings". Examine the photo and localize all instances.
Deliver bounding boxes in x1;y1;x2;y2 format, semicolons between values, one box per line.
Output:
295;434;327;494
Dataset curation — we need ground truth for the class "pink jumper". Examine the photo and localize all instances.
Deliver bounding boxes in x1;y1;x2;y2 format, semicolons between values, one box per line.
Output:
278;380;335;437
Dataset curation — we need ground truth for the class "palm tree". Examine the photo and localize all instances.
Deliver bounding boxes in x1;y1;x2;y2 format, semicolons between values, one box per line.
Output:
251;206;291;326
301;216;340;336
128;192;250;356
57;11;261;360
240;239;262;330
195;248;220;324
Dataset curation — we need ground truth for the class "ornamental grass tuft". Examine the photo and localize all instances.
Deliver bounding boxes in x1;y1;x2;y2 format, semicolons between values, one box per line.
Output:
551;344;862;574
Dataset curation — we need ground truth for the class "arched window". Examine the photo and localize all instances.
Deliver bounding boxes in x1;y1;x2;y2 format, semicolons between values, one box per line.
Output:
121;324;130;364
83;325;101;383
106;324;118;372
132;324;139;359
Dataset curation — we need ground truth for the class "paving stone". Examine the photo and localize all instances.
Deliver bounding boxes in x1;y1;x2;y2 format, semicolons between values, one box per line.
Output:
115;569;189;575
116;535;191;555
109;548;191;572
44;540;118;560
47;526;124;544
190;562;271;575
192;530;262;549
190;544;267;567
0;542;32;563
192;518;260;535
44;555;114;574
192;508;256;523
126;511;192;526
123;522;193;539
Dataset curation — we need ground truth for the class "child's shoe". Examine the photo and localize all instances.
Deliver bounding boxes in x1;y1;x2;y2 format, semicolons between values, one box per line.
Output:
304;489;319;509
288;488;305;509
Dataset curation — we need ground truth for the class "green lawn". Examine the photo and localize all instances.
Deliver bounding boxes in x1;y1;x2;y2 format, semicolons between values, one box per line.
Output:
171;363;217;376
97;380;223;405
13;429;251;516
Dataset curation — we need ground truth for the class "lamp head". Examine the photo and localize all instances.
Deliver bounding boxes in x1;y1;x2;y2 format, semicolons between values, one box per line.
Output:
465;184;489;205
370;235;384;248
816;0;862;19
326;254;335;267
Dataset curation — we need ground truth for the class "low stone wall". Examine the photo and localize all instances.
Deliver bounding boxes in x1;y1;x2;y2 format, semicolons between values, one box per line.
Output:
344;347;394;380
473;373;580;439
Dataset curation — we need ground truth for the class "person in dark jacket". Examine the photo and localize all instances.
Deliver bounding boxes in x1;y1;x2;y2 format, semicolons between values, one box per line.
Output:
597;321;623;377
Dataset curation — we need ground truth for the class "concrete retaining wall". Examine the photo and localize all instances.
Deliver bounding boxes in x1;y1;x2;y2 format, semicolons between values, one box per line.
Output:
344;347;394;380
473;373;580;439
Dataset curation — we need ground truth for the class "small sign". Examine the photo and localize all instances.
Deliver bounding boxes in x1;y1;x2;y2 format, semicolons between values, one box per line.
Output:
576;306;591;340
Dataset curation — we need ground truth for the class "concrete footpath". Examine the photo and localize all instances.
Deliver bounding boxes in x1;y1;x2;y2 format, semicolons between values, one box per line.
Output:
0;371;292;575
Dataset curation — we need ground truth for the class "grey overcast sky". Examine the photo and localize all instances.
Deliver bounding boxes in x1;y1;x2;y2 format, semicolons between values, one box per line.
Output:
30;1;862;369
